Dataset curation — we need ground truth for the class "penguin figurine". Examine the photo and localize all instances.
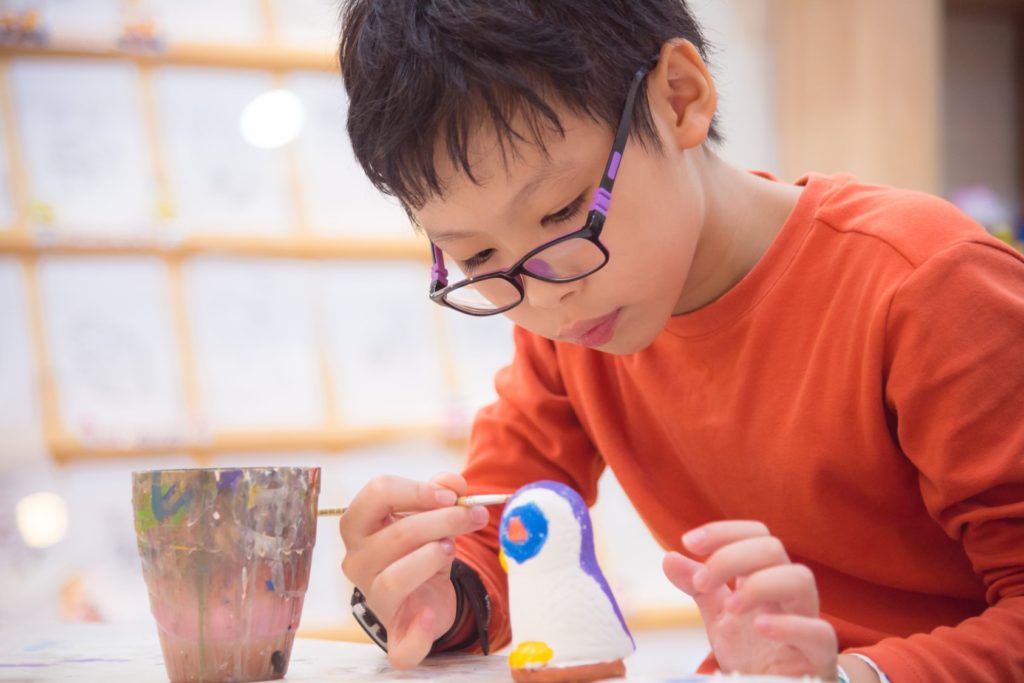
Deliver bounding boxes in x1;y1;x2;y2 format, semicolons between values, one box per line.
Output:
499;480;635;682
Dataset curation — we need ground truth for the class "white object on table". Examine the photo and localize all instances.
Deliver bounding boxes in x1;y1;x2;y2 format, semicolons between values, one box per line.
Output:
0;621;819;682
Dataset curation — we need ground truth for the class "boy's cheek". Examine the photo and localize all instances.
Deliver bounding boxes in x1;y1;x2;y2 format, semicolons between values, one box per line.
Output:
502;306;540;330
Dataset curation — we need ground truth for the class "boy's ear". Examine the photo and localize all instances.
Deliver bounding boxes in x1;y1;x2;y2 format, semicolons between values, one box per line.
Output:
648;38;717;150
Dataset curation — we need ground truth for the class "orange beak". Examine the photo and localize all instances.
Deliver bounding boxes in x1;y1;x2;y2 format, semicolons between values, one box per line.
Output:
506;515;529;543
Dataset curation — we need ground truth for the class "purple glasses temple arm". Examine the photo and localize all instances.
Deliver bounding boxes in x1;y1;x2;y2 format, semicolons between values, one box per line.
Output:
430;243;449;289
590;66;650;216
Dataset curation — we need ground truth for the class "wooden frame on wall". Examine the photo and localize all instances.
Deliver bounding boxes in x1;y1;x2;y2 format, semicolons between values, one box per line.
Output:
0;11;468;464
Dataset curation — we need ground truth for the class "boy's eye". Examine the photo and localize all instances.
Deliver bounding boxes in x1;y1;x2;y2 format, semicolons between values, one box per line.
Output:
455;193;586;275
542;194;585;226
460;249;495;273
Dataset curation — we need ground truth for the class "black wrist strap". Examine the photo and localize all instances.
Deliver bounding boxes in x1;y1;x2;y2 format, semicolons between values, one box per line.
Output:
441;558;491;654
351;585;388;651
350;558;491;655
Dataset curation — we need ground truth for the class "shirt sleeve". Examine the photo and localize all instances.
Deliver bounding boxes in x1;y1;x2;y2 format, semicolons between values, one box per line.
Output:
450;324;605;653
852;240;1024;681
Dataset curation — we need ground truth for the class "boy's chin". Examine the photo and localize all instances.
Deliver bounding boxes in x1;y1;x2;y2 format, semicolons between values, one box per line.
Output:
588;327;660;356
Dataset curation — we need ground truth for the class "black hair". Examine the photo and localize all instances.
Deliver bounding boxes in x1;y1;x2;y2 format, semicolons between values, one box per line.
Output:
339;0;720;210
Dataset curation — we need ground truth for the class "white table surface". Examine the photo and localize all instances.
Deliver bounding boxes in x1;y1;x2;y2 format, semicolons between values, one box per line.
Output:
0;622;814;682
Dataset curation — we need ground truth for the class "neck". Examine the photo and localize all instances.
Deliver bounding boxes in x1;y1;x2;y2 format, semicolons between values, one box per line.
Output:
672;152;802;315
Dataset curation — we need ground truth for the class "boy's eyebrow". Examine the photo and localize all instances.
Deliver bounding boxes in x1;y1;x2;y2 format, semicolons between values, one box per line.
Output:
430;229;476;245
508;158;574;211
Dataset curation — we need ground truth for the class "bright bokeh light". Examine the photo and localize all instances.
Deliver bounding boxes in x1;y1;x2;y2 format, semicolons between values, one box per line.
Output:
16;491;69;549
239;88;305;149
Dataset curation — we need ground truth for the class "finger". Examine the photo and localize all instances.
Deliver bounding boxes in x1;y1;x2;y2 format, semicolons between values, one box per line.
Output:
754;613;838;675
345;505;489;585
429;472;468;496
368;539;456;625
724;563;819;617
663;551;730;618
682;520;770;556
694;535;790;592
662;551;703;594
388;606;439;670
376;504;489;555
341;475;458;541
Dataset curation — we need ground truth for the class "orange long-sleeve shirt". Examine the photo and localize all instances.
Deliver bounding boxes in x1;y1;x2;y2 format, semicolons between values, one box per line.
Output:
453;173;1024;681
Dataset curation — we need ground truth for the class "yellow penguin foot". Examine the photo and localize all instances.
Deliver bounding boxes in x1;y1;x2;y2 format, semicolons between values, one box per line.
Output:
509;641;553;669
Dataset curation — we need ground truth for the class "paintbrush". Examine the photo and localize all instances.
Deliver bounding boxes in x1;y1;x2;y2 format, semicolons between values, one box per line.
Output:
317;493;512;517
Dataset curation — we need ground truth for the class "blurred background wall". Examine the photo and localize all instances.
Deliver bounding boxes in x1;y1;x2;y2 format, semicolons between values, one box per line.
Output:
0;0;1020;641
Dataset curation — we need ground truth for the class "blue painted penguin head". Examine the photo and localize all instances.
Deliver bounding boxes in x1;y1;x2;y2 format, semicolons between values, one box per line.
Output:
499;480;591;570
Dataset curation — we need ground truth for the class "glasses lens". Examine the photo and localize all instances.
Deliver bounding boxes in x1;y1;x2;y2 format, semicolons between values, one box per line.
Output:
521;236;607;281
443;276;521;314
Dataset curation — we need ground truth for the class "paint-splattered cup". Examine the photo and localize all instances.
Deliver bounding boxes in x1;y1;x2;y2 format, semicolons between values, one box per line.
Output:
132;467;320;683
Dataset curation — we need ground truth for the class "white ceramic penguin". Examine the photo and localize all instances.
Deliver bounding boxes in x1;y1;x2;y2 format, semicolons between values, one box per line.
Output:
500;480;635;682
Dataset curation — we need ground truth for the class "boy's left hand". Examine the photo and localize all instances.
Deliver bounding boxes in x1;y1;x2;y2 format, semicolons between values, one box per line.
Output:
663;520;838;680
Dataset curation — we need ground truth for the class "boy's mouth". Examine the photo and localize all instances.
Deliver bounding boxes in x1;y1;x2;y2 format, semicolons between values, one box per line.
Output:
559;309;622;347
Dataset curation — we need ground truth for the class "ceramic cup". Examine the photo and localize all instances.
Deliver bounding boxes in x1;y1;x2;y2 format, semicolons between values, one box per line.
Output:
132;467;320;683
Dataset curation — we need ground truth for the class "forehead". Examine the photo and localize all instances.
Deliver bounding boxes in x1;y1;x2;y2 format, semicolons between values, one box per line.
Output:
416;106;607;226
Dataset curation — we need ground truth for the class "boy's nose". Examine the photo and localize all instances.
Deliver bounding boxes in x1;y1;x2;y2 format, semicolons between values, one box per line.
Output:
521;275;579;310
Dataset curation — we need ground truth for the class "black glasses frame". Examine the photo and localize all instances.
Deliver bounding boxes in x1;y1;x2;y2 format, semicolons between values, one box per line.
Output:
429;64;651;316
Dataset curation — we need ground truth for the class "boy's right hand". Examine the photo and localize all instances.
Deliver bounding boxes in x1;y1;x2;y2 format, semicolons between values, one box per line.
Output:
339;472;490;669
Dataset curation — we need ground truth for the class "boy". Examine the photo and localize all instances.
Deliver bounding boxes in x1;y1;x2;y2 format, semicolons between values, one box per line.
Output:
335;1;1024;681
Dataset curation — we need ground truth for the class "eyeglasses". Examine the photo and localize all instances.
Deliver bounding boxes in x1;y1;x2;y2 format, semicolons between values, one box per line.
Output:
428;65;650;316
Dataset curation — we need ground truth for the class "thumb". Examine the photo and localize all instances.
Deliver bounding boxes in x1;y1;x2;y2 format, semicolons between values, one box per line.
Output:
387;606;438;670
663;551;730;618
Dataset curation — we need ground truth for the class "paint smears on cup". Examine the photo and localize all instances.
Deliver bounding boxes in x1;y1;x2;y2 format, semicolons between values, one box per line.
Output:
132;466;320;683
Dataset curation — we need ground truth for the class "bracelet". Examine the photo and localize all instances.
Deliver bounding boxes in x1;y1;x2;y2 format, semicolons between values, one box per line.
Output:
350;558;491;655
850;654;892;683
836;664;851;683
350;585;389;651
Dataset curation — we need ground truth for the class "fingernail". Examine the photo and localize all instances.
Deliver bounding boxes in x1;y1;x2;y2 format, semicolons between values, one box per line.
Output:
439;539;455;555
435;489;457;506
683;529;706;549
469;505;489;524
692;568;708;591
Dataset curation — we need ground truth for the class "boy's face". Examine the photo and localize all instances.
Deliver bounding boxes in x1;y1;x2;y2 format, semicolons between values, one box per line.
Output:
415;101;707;355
